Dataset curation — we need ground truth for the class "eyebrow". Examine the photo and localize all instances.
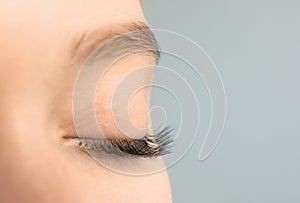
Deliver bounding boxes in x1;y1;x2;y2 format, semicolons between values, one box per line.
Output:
70;21;160;65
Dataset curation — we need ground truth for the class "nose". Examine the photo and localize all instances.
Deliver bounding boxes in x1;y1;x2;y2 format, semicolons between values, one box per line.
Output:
0;65;79;202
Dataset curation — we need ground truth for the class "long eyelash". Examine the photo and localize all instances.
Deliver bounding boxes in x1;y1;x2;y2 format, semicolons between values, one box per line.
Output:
78;127;174;158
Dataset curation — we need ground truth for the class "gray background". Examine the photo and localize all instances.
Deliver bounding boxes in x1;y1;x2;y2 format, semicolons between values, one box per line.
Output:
142;0;300;202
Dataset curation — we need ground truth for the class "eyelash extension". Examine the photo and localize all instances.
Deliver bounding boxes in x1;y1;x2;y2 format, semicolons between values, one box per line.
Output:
78;127;174;158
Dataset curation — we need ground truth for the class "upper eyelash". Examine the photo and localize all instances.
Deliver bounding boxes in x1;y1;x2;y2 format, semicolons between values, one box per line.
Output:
78;127;174;158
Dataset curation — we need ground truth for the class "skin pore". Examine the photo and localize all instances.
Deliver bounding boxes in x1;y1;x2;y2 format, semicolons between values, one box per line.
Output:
0;0;172;202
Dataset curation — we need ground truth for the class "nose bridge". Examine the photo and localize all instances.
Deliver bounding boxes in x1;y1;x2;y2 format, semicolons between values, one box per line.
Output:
0;66;48;135
0;67;75;202
0;46;56;155
0;59;57;153
0;63;50;159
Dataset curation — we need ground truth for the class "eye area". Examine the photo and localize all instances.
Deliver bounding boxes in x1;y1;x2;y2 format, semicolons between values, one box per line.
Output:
77;127;174;158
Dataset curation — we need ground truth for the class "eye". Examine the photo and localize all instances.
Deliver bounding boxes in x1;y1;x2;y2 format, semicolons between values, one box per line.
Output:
77;127;174;158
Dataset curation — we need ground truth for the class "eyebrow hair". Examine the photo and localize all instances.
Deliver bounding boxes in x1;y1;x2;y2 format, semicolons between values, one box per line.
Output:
70;22;160;65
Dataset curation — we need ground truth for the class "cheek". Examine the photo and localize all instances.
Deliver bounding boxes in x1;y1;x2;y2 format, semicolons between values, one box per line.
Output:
100;172;172;203
60;142;172;203
69;163;172;203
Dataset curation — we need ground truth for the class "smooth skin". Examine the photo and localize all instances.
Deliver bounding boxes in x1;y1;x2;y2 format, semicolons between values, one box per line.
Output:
0;0;172;202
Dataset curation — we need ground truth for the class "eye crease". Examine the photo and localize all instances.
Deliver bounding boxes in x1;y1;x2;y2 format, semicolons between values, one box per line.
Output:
78;127;174;158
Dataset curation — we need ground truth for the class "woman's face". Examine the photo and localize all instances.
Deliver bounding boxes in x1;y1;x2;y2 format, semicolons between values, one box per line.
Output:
0;0;172;202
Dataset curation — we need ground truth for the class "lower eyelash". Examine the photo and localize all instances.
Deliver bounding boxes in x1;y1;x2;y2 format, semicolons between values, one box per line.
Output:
78;127;174;158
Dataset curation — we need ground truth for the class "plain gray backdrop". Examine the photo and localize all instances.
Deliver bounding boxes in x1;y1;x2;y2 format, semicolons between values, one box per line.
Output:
142;0;300;202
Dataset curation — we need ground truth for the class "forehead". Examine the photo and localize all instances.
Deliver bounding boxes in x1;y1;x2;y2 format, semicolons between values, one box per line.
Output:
0;0;145;40
0;0;144;25
0;0;149;67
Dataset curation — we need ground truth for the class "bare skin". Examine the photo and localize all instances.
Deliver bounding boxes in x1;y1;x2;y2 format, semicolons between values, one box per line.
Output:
0;0;172;202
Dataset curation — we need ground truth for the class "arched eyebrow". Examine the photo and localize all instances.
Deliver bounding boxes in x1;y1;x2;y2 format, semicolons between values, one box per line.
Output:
69;21;160;65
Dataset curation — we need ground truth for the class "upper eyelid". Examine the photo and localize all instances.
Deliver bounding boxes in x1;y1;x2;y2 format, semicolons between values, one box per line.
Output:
66;23;162;157
68;24;159;142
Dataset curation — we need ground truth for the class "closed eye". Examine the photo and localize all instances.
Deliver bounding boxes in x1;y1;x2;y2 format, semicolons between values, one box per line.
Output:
78;127;174;158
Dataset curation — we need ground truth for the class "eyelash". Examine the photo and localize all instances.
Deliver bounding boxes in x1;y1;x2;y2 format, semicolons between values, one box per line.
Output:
78;127;174;158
